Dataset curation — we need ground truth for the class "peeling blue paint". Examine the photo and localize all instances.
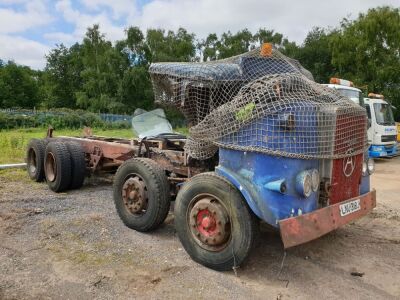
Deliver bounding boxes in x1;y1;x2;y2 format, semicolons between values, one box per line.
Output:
216;148;319;227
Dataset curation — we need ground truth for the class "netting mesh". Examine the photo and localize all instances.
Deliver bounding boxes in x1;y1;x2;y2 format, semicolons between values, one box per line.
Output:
149;44;367;160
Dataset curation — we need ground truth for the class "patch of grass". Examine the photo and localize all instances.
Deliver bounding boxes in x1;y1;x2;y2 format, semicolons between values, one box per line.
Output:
174;126;189;136
0;128;134;164
0;169;32;183
0;126;188;182
0;126;189;165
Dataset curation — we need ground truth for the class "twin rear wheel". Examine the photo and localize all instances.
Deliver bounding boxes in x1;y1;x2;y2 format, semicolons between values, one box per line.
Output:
113;160;258;271
26;140;86;192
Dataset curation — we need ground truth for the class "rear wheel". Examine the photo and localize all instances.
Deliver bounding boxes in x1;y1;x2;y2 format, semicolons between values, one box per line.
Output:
44;142;72;192
174;173;258;271
66;142;86;189
26;139;46;182
113;158;170;231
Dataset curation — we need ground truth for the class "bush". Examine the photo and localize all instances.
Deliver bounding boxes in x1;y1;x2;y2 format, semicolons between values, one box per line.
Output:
0;109;131;130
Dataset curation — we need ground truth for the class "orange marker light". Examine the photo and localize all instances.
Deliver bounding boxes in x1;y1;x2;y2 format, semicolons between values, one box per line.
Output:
260;43;272;57
329;78;353;87
368;93;384;99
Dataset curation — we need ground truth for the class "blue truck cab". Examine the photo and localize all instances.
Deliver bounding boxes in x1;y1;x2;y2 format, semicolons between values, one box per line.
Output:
147;44;377;271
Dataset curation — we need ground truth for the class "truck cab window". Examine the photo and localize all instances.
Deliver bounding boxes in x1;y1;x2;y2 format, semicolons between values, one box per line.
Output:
374;103;395;125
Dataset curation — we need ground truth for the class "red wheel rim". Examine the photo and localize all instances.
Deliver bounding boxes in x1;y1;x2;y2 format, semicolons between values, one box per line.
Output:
188;194;231;251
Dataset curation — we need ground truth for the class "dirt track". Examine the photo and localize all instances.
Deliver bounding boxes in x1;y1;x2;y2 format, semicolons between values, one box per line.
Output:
1;158;399;300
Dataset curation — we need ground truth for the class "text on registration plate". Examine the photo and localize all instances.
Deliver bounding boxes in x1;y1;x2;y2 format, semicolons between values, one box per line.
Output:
339;199;361;217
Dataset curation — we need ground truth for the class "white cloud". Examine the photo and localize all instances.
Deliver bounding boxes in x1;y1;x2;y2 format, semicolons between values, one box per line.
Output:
43;31;78;44
80;0;137;19
0;34;50;69
54;0;126;42
133;0;400;43
0;0;53;34
2;0;399;69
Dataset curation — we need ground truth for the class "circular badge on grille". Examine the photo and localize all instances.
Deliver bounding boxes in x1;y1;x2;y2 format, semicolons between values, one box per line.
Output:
343;155;355;177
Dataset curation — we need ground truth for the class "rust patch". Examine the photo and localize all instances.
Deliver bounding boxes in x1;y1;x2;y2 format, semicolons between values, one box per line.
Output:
279;190;376;248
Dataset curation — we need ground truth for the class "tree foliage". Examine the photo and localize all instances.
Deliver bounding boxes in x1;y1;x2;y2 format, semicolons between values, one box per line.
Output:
290;27;337;83
0;6;399;120
42;43;84;108
331;6;400;113
0;61;40;108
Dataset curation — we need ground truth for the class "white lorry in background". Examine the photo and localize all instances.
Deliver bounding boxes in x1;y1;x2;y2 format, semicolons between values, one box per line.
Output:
324;79;397;158
324;78;365;106
364;93;397;158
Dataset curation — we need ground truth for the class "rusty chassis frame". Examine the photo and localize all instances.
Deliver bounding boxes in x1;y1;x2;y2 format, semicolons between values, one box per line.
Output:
45;128;212;189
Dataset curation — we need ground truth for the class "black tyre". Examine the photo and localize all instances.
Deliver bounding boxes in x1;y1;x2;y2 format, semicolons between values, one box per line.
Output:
174;173;258;271
113;158;170;232
26;139;46;182
44;142;72;192
66;142;86;189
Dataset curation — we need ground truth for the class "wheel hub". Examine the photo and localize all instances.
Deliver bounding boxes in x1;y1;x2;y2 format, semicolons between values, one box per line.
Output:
122;177;147;214
28;149;37;174
45;152;56;182
189;196;230;250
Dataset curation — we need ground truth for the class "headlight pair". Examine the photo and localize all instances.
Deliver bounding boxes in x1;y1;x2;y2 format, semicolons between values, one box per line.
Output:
296;169;319;198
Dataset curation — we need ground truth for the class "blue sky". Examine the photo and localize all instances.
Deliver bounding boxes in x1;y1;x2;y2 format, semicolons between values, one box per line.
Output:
0;0;398;69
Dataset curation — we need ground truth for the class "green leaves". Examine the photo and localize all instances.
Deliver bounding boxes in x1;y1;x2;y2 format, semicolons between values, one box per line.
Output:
331;6;400;117
0;61;40;109
1;7;399;121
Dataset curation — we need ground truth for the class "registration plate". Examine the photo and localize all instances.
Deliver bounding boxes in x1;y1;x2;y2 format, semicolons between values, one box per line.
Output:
339;199;361;217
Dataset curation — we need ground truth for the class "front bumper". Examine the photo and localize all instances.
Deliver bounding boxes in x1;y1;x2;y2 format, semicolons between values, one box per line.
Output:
369;144;397;157
279;190;376;248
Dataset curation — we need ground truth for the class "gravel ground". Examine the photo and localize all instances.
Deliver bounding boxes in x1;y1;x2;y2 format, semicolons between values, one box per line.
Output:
0;158;399;300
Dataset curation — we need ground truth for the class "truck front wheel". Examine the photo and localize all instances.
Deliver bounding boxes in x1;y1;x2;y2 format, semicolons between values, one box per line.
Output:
174;173;258;271
113;158;170;232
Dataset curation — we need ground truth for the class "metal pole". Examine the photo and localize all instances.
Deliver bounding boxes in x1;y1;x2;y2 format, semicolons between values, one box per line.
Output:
0;163;27;170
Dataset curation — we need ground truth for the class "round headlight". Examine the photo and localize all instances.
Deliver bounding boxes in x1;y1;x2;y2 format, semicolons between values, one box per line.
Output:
362;161;368;176
296;171;312;198
311;169;320;192
303;174;312;197
367;158;375;174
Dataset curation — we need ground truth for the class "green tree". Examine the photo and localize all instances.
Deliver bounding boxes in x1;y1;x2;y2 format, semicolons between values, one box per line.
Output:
117;27;154;111
146;28;196;62
331;6;400;115
217;29;255;59
0;61;40;108
42;43;84;108
292;27;336;83
200;33;220;61
123;26;151;65
76;24;127;113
